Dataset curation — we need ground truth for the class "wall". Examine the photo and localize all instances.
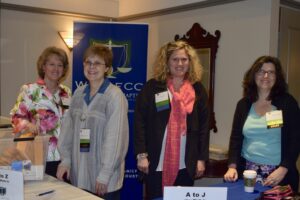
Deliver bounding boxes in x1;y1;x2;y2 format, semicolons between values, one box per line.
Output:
0;0;279;149
119;0;206;16
1;0;119;18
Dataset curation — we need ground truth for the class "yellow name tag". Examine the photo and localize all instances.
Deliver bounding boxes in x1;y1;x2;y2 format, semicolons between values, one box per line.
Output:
266;110;283;129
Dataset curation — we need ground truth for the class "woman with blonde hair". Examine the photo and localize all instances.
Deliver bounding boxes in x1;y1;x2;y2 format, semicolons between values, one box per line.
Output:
11;46;71;177
134;40;210;199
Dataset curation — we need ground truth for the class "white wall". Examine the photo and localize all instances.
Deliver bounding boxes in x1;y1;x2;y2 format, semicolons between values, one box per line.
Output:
1;0;119;18
119;0;206;16
0;0;280;149
2;0;207;18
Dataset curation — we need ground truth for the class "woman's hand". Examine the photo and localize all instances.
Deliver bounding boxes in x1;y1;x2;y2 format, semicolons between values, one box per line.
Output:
56;165;70;181
96;181;108;196
195;160;205;178
137;157;149;174
263;166;288;187
25;122;39;135
224;167;238;182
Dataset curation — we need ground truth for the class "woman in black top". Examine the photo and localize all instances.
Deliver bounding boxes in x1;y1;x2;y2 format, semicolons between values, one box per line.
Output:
224;56;300;191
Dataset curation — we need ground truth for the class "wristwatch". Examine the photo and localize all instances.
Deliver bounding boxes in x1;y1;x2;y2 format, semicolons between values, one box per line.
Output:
136;153;148;160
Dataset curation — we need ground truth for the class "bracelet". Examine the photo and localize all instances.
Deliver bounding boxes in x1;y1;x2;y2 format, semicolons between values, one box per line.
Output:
136;153;148;160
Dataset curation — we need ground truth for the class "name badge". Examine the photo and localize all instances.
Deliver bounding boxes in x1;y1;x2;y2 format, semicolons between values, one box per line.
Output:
266;110;283;129
80;129;90;152
155;91;170;112
61;97;71;109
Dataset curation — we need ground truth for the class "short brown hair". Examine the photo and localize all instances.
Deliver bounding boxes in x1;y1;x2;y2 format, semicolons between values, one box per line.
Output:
37;46;69;82
83;44;113;77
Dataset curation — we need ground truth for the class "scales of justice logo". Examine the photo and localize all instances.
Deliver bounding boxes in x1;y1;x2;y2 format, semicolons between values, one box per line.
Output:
91;39;132;79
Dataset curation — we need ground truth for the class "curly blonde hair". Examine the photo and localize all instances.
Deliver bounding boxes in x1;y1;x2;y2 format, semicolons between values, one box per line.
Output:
153;40;203;83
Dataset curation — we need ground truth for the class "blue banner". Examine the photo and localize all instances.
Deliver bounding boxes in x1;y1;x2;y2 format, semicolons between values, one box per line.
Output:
73;22;148;200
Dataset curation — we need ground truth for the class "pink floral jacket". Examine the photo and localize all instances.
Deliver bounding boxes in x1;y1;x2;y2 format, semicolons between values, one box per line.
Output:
10;79;71;161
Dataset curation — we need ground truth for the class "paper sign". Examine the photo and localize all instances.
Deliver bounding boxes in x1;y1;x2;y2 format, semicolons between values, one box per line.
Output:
164;186;227;200
0;169;24;200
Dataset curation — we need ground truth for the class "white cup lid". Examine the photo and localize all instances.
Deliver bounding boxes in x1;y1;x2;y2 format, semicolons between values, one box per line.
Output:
243;170;257;178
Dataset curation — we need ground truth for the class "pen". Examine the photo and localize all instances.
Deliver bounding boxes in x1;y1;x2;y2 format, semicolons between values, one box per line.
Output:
37;190;55;196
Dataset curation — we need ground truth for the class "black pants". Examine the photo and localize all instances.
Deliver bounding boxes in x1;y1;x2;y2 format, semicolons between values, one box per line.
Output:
145;169;194;200
84;188;121;200
45;161;60;177
101;189;121;200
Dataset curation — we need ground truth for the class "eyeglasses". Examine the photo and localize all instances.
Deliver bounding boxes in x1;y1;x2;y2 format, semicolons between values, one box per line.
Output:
84;61;106;68
256;69;276;77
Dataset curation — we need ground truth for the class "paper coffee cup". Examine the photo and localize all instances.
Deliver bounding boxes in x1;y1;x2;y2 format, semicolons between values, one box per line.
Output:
243;170;257;193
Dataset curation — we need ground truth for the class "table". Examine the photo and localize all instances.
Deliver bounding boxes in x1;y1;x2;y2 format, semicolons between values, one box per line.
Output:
213;179;271;200
25;175;103;200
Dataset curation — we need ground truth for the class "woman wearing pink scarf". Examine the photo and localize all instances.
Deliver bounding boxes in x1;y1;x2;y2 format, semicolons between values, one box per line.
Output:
134;40;210;199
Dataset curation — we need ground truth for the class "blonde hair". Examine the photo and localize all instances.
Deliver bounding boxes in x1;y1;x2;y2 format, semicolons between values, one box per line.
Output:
37;46;69;82
152;40;203;83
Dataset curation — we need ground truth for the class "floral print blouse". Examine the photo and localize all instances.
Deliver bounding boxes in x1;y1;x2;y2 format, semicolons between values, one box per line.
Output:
10;79;71;161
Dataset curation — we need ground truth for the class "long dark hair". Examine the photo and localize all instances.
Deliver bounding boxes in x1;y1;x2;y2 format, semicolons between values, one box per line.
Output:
243;55;287;102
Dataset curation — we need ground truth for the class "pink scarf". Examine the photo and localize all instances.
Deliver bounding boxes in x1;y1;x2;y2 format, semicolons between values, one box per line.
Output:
162;79;195;188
